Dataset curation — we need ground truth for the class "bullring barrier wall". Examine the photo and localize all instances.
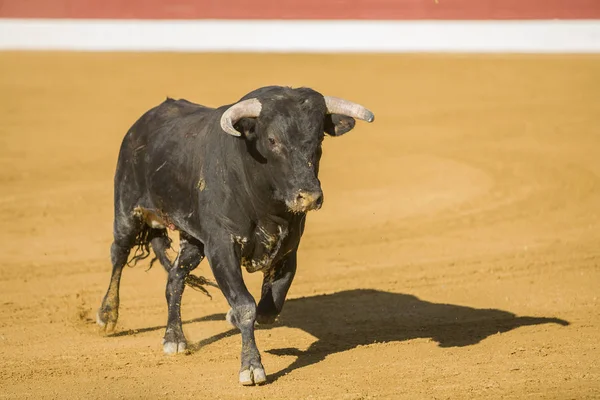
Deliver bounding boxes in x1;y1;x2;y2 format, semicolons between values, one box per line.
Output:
1;0;599;52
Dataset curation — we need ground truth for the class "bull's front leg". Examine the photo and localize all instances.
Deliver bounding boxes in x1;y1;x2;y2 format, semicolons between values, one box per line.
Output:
206;240;266;386
256;251;297;324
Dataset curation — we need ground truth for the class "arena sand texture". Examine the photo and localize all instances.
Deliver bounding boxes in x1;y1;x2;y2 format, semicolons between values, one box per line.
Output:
0;53;599;399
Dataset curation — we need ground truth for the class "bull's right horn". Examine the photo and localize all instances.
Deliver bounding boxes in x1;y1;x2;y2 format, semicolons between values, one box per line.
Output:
324;96;375;123
220;98;262;137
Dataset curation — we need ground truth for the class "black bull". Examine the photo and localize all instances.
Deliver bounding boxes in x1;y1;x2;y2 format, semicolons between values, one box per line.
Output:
97;86;375;385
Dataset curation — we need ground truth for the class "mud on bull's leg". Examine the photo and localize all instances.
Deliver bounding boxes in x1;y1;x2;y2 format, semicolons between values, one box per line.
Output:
163;232;204;354
97;213;145;332
97;242;130;332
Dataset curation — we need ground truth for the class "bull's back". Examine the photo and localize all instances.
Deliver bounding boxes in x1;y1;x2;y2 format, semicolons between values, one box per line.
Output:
114;98;215;212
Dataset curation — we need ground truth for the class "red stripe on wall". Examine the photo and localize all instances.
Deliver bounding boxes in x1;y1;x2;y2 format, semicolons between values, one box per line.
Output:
1;0;600;20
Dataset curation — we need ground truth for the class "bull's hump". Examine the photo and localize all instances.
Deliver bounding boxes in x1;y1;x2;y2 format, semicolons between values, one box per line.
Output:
155;98;214;123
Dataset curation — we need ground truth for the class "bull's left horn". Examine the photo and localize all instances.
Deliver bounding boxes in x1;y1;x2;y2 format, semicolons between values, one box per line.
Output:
324;96;375;123
220;98;262;137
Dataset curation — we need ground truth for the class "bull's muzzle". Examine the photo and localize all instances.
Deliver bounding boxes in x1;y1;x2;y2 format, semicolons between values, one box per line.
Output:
288;190;323;213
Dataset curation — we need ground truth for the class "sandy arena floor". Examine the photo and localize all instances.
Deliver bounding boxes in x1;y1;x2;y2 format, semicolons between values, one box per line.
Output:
0;52;599;399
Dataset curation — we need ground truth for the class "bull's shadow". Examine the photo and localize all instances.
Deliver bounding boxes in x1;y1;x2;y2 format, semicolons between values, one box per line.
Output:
189;289;569;382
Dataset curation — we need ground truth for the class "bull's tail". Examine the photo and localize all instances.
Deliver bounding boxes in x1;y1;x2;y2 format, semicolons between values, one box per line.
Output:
126;223;159;268
184;274;220;299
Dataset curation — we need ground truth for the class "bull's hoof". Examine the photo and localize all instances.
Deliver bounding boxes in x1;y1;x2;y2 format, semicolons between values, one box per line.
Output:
162;328;188;355
163;340;187;355
96;308;117;333
239;366;267;386
255;313;278;325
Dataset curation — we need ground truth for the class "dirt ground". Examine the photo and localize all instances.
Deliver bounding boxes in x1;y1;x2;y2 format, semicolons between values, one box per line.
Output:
0;52;599;399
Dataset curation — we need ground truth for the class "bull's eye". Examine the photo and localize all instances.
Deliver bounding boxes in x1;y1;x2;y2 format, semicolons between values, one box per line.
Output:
268;137;276;146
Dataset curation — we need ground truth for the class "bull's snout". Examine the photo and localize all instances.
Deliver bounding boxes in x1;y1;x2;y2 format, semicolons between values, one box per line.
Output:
293;190;323;212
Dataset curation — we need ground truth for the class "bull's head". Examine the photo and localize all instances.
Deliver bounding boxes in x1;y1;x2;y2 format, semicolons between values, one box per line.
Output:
219;87;374;213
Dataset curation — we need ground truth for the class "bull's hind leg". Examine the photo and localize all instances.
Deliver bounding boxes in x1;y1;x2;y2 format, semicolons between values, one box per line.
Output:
149;229;173;271
97;213;143;332
163;232;205;354
256;251;297;325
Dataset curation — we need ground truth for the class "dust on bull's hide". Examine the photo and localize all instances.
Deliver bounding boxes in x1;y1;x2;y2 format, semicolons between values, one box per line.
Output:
234;225;288;273
133;206;176;230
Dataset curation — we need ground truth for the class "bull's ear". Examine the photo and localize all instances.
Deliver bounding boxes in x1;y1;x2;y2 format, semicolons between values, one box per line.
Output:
234;117;258;140
324;114;356;137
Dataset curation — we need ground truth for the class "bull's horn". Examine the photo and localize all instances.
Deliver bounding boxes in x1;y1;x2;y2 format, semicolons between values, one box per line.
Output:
220;98;262;137
324;96;375;123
